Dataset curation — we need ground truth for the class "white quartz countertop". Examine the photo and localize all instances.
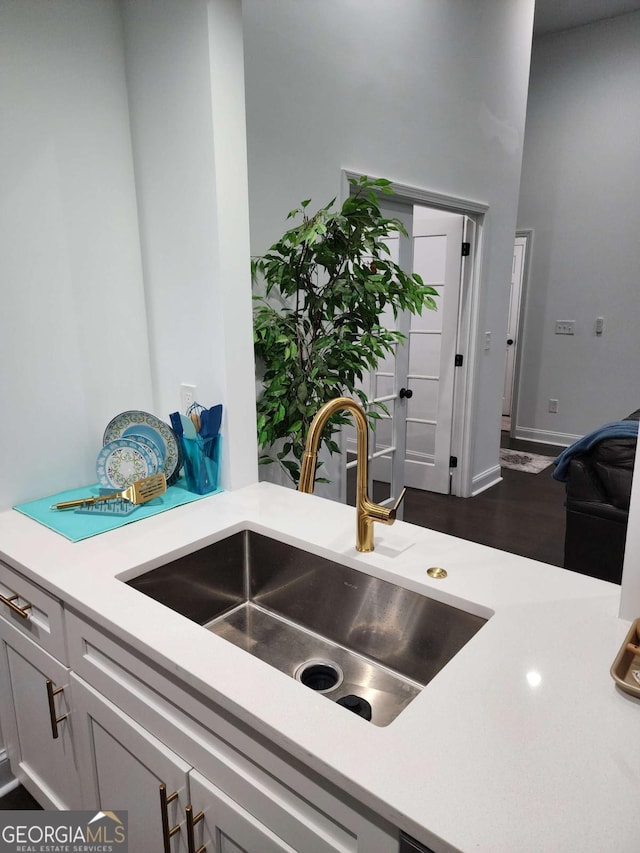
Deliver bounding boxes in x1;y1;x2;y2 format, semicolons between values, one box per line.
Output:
0;482;637;852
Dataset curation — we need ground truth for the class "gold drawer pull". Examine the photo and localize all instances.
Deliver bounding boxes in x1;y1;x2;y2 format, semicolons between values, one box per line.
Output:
186;804;206;853
45;679;68;739
0;593;32;619
159;784;181;853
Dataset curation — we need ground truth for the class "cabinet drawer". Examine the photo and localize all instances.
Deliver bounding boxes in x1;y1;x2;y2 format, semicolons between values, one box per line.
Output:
0;561;67;663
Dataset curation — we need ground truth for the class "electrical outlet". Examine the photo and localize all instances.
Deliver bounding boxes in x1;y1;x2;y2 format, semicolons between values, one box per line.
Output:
548;399;559;414
180;383;197;413
555;321;575;335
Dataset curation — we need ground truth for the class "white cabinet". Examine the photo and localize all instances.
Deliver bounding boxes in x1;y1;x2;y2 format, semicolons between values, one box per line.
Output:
0;619;81;809
189;769;295;853
72;675;189;852
67;611;398;853
0;561;399;853
72;676;329;853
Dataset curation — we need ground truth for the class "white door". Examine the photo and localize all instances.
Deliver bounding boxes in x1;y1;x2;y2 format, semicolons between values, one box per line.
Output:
403;211;464;492
360;198;412;512
502;235;527;416
346;202;466;498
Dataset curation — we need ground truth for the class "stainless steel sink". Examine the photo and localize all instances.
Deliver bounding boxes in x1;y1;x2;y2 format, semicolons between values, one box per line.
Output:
125;530;487;726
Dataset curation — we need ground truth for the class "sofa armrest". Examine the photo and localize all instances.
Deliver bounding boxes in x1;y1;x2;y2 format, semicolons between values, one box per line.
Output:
591;438;636;510
565;458;607;503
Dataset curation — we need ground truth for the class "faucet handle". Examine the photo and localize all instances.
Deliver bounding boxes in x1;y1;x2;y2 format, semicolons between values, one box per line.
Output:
390;487;407;519
362;487;406;525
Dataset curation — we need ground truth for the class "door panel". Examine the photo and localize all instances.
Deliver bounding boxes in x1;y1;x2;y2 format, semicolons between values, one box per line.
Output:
410;292;443;331
404;213;464;493
189;769;301;853
346;212;407;508
72;675;190;853
0;621;81;809
408;332;441;371
407;381;438;420
413;233;447;281
503;236;527;416
346;200;465;498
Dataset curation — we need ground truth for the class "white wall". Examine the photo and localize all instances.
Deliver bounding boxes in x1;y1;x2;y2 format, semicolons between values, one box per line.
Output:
0;0;257;507
516;12;640;443
0;0;153;508
121;0;258;490
242;0;535;495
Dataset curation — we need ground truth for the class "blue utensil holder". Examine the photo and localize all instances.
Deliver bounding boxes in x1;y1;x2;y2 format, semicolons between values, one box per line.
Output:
180;434;221;495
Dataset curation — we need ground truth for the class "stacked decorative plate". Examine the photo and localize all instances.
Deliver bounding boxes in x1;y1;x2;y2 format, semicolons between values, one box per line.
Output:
97;411;182;490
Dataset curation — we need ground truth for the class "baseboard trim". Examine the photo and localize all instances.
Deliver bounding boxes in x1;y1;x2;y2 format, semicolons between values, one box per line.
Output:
0;749;19;798
471;464;502;496
514;426;580;448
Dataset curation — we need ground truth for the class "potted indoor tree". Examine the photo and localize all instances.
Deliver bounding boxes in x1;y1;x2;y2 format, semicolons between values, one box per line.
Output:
252;175;437;486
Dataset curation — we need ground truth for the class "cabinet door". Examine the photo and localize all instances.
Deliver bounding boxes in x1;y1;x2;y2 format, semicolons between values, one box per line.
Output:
189;769;296;853
72;675;190;853
0;618;81;809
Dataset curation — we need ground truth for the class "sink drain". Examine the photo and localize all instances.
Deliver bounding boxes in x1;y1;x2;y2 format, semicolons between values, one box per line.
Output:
295;660;343;693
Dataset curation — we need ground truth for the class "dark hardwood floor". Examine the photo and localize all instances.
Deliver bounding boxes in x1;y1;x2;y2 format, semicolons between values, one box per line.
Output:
350;434;567;567
0;783;41;810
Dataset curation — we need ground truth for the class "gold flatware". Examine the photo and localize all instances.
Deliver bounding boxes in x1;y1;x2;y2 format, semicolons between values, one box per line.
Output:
51;473;167;511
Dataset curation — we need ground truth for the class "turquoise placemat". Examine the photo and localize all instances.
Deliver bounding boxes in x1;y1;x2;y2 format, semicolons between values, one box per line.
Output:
13;479;223;542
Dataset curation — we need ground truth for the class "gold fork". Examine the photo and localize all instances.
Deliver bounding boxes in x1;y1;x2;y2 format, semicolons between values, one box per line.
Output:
51;473;167;510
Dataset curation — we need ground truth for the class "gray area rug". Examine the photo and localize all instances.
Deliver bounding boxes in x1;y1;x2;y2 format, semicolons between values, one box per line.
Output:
499;448;555;474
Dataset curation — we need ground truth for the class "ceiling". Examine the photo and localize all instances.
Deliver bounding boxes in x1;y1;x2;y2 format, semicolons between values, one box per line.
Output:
534;0;640;35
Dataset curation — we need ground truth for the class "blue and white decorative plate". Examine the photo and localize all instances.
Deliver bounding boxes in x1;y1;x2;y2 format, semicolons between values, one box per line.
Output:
103;411;181;484
96;439;155;490
124;431;164;474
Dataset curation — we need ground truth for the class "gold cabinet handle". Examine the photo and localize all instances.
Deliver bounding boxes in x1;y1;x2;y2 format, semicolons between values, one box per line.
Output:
186;804;206;853
159;784;181;853
45;679;68;739
0;592;32;619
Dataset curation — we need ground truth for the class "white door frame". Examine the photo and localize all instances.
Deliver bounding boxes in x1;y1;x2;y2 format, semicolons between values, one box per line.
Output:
508;229;533;439
502;235;527;419
340;170;488;498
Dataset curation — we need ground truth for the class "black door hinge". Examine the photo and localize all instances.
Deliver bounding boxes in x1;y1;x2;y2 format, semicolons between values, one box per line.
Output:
461;242;470;256
449;455;458;468
455;353;464;367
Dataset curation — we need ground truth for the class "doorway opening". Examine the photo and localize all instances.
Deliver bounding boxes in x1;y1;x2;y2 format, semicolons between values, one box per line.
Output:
341;172;488;506
502;230;531;438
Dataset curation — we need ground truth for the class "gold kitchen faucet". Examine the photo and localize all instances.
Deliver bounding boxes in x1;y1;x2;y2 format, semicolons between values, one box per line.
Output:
298;397;405;552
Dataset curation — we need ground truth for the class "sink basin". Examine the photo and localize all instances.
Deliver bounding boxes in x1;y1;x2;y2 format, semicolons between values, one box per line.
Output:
125;530;488;726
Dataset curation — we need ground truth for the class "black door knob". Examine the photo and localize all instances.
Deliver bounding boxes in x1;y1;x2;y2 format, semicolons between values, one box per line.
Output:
507;338;514;346
399;387;413;399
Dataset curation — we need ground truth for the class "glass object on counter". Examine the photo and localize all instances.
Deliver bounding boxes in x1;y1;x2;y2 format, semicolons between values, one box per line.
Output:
180;434;221;495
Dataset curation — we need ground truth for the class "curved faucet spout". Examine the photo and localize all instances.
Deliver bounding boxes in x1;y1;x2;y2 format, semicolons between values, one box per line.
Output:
298;396;405;552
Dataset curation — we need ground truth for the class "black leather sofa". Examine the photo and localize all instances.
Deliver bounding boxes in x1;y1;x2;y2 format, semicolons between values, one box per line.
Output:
563;409;639;584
